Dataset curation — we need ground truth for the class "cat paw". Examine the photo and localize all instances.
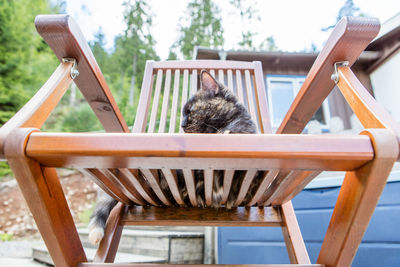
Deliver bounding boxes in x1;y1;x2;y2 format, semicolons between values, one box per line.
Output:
88;227;104;245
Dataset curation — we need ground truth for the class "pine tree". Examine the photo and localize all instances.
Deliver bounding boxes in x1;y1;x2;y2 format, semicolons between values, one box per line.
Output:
175;0;224;59
322;0;362;31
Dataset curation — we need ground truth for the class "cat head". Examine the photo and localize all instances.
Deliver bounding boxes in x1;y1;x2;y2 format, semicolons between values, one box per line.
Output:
181;70;256;133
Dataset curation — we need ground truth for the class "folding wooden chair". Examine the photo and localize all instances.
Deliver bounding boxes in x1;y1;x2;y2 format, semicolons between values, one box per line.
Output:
1;14;399;267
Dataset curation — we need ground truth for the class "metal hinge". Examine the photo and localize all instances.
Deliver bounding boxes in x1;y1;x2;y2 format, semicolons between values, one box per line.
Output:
331;61;349;83
62;58;79;79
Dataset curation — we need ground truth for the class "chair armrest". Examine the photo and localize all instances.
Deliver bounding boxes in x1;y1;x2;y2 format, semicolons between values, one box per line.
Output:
35;14;129;133
277;16;380;134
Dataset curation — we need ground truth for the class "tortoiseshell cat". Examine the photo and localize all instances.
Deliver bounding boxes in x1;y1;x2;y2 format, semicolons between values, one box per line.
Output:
88;70;260;245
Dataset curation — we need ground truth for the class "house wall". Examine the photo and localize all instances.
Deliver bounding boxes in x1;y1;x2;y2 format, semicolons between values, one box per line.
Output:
370;49;400;122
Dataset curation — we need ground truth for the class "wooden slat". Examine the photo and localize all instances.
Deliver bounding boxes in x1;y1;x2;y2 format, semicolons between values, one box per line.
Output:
190;69;198;96
318;129;397;267
161;168;184;206
272;171;321;205
152;59;256;70
122;206;281;226
84;169;131;205
0;62;72;159
253;61;272;133
5;128;87;267
35;15;129;133
107;169;146;205
234;169;258;206
94;203;127;263
158;69;172;133
209;69;215;77
169;69;181;133
281;201;311;264
182;168;197;206
179;70;189;133
79;264;324;267
218;69;224;84
244;70;259;128
221;170;235;204
133;61;155;133
236;70;245;105
100;169;143;205
118;168;159;206
148;69;163;133
139;169;171;206
263;171;315;206
204;169;213;206
248;169;279;206
277;16;380;134
227;69;234;91
337;66;400;159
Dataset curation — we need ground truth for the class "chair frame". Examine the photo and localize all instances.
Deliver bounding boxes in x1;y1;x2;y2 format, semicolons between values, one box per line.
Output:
1;15;399;267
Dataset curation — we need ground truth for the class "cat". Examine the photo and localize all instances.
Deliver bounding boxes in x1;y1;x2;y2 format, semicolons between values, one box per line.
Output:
88;69;260;245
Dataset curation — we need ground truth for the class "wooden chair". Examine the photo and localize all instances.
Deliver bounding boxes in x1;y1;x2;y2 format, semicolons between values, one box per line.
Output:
1;14;399;267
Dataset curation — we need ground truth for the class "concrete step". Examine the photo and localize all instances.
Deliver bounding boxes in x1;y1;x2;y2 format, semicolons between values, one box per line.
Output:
32;245;165;266
78;227;204;264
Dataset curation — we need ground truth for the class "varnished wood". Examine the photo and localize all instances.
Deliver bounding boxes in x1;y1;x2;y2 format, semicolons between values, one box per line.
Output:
234;169;258;206
253;61;272;133
94;203;127;263
277;17;380;134
281;201;311;264
133;61;155;133
236;70;245;105
190;69;198;96
161;168;184;205
140;169;171;205
317;129;398;267
0;62;72;159
26;133;374;171
120;169;159;206
148;69;163;133
248;170;279;206
179;69;189;133
4;128;87;267
122;206;282;226
182;168;197;206
337;66;400;160
244;70;259;128
221;170;235;204
35;15;129;133
159;69;172;133
79;264;324;267
152;59;257;71
169;69;181;133
204;169;214;206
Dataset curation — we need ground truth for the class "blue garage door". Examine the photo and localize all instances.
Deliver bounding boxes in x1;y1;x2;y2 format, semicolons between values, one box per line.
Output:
218;181;400;266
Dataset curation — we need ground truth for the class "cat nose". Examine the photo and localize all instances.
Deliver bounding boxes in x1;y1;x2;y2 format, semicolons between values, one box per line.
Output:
181;117;188;128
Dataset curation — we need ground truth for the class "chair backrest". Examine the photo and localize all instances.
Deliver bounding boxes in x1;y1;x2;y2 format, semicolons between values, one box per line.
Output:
132;60;272;134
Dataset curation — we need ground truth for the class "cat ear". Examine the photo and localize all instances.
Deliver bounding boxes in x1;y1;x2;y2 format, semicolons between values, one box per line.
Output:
200;70;219;94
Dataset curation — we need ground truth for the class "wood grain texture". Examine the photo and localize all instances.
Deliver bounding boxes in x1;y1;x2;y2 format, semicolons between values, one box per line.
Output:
148;69;163;133
4;128;87;267
204;169;214;206
337;66;400;160
281;201;311;264
26;133;373;171
253;61;272;133
179;69;189;133
140;169;171;206
317;129;398;267
35;15;129;133
94;203;127;263
277;16;380;134
122;206;282;226
79;264;324;267
234;169;258;206
248;169;279;206
0;62;72;159
158;69;172;133
182;168;197;206
169;69;181;133
161;168;184;205
221;170;235;204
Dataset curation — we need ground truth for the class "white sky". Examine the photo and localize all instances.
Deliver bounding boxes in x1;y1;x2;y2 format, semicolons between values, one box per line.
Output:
64;0;400;59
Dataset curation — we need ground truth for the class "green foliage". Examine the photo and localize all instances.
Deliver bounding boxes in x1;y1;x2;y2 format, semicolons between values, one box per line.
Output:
61;105;103;132
175;0;224;59
0;233;13;242
0;162;12;179
78;203;95;226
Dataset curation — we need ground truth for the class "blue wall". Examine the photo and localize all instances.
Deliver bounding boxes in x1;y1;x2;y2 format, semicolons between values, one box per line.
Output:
218;181;400;266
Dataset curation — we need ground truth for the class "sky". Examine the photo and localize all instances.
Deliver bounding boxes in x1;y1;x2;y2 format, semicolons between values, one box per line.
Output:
63;0;400;60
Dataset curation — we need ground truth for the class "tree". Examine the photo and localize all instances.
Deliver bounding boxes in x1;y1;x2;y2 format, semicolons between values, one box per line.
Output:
175;0;224;59
259;36;278;51
229;0;261;49
322;0;362;31
105;0;159;125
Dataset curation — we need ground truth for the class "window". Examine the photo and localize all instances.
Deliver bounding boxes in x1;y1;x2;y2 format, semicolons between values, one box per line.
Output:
266;75;330;130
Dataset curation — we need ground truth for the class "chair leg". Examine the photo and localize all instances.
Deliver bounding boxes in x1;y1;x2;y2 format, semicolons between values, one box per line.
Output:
4;128;87;267
94;202;127;263
280;201;310;264
317;129;398;267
